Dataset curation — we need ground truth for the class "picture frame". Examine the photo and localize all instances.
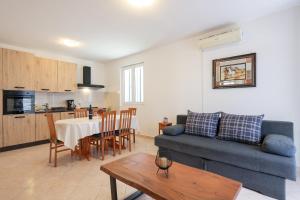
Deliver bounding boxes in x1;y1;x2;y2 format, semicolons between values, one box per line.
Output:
212;53;256;89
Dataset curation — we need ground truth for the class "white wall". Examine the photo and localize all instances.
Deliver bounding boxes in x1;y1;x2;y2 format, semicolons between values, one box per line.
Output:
0;43;107;108
105;6;300;164
105;38;203;136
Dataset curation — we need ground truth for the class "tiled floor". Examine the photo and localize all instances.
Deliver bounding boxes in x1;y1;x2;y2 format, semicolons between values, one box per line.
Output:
0;135;299;200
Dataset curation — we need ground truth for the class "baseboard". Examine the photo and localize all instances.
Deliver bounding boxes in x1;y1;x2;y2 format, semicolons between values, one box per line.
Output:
0;140;49;152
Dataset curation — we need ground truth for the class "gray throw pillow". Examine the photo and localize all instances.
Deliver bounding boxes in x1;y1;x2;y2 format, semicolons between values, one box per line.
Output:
262;134;296;157
185;111;220;137
218;113;264;144
163;124;185;136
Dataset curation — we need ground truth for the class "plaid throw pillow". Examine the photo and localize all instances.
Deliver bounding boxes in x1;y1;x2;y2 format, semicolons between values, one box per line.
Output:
185;111;220;137
218;113;264;144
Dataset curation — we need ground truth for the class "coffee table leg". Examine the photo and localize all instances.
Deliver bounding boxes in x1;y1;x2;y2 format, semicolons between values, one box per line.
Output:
124;191;143;200
110;176;118;200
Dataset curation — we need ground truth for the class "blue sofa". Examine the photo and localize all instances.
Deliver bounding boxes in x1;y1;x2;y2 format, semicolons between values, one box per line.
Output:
154;115;296;200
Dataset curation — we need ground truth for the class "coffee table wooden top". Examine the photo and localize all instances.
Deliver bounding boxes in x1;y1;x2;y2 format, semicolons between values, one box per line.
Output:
100;153;242;200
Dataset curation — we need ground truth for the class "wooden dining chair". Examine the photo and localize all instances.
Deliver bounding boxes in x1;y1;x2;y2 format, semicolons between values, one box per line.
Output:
128;107;137;143
74;108;88;118
46;113;72;167
117;110;132;154
99;111;117;160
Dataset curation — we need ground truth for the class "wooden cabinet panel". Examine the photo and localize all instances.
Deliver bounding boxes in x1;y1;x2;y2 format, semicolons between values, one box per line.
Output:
35;57;58;92
0;115;2;148
35;113;60;141
60;112;74;119
0;90;2;115
3;49;35;90
3;114;35;146
0;48;2;89
57;61;77;92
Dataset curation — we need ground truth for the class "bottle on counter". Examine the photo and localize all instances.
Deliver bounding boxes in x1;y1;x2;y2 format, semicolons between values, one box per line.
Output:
88;105;93;120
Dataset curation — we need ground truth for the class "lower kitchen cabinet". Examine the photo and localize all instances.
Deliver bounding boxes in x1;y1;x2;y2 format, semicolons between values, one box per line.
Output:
3;114;35;146
35;113;61;141
61;111;74;119
0;115;2;148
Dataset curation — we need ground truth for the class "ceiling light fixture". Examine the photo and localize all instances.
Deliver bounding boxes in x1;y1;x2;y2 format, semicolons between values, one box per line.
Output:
128;0;154;7
60;38;80;47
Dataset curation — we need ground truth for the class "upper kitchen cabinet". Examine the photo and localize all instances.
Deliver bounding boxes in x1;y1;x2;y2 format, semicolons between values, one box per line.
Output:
57;61;77;92
35;57;58;92
3;49;35;90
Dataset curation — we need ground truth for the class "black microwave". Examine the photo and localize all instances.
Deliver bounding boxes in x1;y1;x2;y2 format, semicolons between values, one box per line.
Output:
3;90;35;115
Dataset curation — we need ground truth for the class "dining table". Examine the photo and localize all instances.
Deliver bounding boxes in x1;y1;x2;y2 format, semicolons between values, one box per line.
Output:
55;115;138;160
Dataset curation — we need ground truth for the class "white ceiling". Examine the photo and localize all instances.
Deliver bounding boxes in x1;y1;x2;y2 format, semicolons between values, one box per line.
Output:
0;0;299;62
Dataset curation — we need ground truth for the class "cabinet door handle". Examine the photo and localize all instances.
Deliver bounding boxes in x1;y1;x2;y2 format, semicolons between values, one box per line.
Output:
15;116;25;119
41;88;49;91
14;86;25;89
68;113;74;115
65;89;71;92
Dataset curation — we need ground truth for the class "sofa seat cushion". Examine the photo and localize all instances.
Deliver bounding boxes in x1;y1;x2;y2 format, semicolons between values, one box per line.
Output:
155;134;296;180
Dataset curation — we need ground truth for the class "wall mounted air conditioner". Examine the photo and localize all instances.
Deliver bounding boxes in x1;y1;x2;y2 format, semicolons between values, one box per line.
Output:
197;27;242;49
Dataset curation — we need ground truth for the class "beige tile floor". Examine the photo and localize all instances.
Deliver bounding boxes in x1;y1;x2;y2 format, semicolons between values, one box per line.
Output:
0;135;299;200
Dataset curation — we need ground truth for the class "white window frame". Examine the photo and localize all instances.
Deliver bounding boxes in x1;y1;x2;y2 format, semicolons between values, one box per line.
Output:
120;62;144;105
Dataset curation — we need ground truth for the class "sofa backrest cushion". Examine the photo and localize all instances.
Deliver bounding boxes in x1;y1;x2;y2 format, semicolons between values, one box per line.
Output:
176;115;294;141
217;113;264;144
185;111;220;137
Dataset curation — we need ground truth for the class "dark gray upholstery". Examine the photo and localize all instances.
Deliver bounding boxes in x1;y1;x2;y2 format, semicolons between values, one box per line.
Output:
159;147;286;200
155;134;296;180
262;134;296;157
155;114;296;200
163;124;185;136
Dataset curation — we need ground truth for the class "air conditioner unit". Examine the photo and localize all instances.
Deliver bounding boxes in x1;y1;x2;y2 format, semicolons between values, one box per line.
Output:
197;27;242;49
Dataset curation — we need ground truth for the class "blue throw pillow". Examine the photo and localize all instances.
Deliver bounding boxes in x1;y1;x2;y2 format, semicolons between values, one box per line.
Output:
163;124;185;136
218;113;264;144
185;111;220;137
262;134;296;157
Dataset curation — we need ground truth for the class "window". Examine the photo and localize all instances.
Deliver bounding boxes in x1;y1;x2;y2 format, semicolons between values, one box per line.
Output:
121;63;144;104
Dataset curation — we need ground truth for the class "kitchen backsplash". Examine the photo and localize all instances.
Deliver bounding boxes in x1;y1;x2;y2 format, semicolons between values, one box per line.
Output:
35;89;105;108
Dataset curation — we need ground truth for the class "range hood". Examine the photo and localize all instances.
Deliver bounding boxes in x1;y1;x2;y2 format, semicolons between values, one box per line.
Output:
77;66;105;89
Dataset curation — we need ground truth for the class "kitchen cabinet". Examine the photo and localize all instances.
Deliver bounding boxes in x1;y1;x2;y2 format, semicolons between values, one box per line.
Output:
0;115;2;148
3;114;35;146
0;90;2;115
57;61;77;92
0;48;2;89
35;57;58;92
2;49;35;90
35;113;61;141
60;111;74;119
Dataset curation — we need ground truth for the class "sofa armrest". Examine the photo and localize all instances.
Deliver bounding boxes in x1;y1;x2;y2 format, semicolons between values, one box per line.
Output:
262;134;296;157
163;124;185;136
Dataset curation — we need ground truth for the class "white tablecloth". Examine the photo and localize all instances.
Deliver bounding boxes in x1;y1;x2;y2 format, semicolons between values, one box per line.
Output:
55;116;138;150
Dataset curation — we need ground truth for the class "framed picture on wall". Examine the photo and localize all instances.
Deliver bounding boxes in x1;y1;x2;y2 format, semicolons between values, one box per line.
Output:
212;53;256;89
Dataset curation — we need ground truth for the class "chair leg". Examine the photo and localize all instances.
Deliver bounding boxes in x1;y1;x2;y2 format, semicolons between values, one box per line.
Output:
118;136;121;154
128;135;131;152
101;139;105;160
49;142;52;163
113;138;116;156
54;143;58;167
133;129;135;143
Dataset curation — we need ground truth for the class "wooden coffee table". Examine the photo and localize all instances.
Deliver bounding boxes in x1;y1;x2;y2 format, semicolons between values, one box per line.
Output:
100;153;242;200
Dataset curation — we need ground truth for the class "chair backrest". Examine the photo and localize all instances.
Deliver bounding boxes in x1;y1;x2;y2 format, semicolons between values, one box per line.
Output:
74;108;88;118
100;111;117;138
46;113;57;142
119;110;132;133
128;107;137;116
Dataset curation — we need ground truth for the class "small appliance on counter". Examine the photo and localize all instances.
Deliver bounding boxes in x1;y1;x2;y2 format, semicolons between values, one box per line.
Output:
66;100;76;111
